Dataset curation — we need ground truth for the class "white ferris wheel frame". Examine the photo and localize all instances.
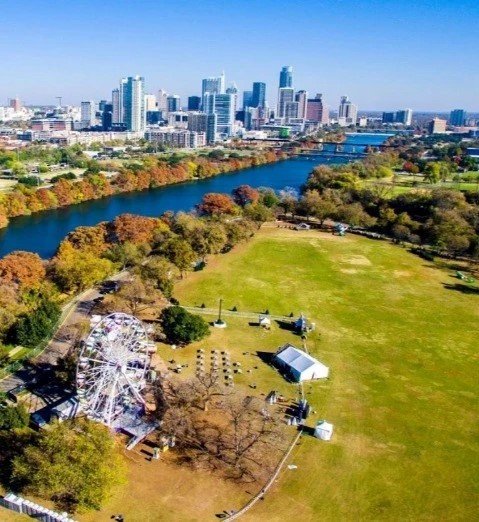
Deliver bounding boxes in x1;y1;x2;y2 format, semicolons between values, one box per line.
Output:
76;312;150;427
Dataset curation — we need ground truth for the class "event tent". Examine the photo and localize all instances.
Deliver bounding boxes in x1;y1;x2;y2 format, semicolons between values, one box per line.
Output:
314;420;334;441
274;343;329;382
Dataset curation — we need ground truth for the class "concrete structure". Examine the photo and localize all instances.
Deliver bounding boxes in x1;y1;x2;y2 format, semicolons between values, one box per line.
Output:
274;343;329;382
31;118;73;131
145;128;206;148
80;100;96;129
144;94;157;112
157;89;168;111
338;95;357;126
168;111;189;129
9;97;22;111
306;93;328;124
277;87;294;119
428;117;447;134
295;90;308;120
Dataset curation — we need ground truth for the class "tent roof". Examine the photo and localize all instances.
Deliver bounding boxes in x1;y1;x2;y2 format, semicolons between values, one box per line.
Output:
315;420;333;432
275;344;328;375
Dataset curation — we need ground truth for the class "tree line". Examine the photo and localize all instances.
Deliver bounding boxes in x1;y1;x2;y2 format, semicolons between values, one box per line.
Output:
0;148;287;228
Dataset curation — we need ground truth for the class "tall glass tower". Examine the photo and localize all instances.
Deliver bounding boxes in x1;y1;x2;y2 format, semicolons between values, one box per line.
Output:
279;66;293;88
122;76;145;132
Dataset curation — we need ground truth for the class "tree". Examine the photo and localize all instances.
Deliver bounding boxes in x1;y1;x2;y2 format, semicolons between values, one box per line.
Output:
103;241;149;270
0;403;29;430
242;203;274;227
113;213;162;245
424;162;441;184
11;297;61;347
196;193;238;216
232;185;260;207
159;306;210;345
11;419;126;512
0;251;46;290
109;277;159;316
137;256;178;298
160;237;196;277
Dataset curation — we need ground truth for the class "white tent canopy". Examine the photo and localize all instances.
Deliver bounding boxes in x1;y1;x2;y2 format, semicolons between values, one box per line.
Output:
314;420;334;441
274;343;329;382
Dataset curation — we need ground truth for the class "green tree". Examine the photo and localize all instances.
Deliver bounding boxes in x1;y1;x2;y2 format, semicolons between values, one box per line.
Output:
424;162;441;184
159;306;210;345
0;403;29;430
160;238;196;277
11;419;126;512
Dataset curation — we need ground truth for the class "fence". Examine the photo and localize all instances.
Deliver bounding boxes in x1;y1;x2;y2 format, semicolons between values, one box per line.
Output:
226;428;303;520
0;493;77;521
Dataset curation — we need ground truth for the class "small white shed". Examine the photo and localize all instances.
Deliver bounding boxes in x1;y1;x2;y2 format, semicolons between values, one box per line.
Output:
314;420;334;441
259;315;271;328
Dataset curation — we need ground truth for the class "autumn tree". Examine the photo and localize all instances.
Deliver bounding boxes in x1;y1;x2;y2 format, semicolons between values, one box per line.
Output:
113;213;162;245
196;193;238;216
103;241;150;270
0;251;46;290
109;277;161;316
232;185;260;207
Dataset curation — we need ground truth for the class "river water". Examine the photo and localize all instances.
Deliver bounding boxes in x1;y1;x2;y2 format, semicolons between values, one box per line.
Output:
0;134;390;259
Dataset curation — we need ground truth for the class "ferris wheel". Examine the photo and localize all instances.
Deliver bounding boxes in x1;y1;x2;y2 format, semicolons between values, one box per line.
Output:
76;312;150;427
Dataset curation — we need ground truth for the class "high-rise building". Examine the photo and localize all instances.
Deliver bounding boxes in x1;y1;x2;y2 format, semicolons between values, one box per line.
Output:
279;66;293;88
144;94;157;112
167;95;181;113
277;87;294;119
243;90;253;110
450;109;466;126
112;84;124;124
395;109;413;126
202;74;225;98
338;96;357;126
226;84;239;116
252;82;266;108
295;90;308;119
382;112;396;124
102;103;113;130
284;101;299;121
204;93;234;138
80;101;96;128
428;118;447;134
306;94;328;124
188;96;201;111
9;97;22;111
157;89;168;111
121;76;145;132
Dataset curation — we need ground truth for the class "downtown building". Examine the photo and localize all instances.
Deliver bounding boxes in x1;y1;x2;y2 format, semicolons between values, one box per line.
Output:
112;76;146;132
306;93;329;124
145;128;206;149
338;96;357;126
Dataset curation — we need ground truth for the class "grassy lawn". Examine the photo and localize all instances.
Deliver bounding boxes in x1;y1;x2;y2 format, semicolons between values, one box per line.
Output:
4;225;477;522
170;225;478;521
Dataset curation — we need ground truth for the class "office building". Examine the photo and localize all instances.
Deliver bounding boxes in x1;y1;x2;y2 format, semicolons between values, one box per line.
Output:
279;66;293;88
98;100;108;112
157;89;168;111
396;109;413;125
9;97;22;111
80;101;96;128
202;73;225;98
168;111;188;129
167;95;181;113
101;103;113;130
306;94;329;124
450;109;466;126
204;92;234;138
277;87;294;119
252;82;266;108
338;95;357;126
226;84;239;115
243;90;253;110
120;76;146;132
188;96;201;111
295;90;308;119
428;118;447;134
382;112;396;124
144;94;157;112
112;86;123;124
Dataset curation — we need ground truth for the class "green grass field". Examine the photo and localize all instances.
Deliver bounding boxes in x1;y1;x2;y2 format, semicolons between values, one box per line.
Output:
4;225;477;522
171;225;479;522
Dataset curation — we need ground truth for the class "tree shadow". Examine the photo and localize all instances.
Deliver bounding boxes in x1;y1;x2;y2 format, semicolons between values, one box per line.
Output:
443;283;479;295
274;319;295;332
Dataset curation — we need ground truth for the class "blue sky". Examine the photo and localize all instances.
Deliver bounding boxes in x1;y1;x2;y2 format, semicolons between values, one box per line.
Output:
1;0;478;111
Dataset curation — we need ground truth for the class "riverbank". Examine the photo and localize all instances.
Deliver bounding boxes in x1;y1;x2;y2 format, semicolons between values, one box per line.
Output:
0;149;289;228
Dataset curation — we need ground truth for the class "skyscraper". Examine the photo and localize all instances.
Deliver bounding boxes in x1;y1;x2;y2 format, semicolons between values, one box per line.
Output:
243;90;253;110
144;94;157;112
188;96;201;111
252;82;266;108
157;89;168;111
306;94;328;124
295;90;308;119
204;93;234;138
80;101;96;128
112;83;124;125
450;109;466;126
167;95;181;113
226;84;239;116
277;87;294;119
395;109;413;126
279;66;293;88
122;76;145;132
338;96;357;126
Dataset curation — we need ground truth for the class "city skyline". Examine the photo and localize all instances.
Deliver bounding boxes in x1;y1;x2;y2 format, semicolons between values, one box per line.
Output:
1;0;478;111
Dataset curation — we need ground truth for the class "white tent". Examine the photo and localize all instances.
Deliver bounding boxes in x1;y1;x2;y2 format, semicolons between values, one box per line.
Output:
259;315;271;327
274;343;329;382
314;420;334;441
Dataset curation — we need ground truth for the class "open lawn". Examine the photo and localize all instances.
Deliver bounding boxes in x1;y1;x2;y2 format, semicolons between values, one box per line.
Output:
3;225;477;522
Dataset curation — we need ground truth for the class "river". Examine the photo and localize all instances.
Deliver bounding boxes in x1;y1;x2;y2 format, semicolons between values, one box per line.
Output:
0;134;391;259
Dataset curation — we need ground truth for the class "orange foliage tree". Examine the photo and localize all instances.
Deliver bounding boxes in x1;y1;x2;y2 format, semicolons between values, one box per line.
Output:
196;193;238;216
0;251;46;289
